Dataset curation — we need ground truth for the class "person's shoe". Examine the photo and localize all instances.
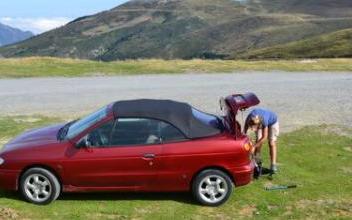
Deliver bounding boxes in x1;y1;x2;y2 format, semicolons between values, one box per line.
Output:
270;164;278;174
261;167;272;175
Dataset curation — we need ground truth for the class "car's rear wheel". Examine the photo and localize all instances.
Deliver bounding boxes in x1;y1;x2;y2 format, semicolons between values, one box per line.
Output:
192;169;233;206
20;168;61;205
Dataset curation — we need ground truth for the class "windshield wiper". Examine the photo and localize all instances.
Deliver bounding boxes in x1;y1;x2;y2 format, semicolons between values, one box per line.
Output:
57;120;77;141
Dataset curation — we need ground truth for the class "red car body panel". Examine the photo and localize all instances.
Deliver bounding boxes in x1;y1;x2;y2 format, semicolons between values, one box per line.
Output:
0;93;259;194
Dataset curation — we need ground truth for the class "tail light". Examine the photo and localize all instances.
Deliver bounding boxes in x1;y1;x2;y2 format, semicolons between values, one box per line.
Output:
243;142;252;152
243;141;254;162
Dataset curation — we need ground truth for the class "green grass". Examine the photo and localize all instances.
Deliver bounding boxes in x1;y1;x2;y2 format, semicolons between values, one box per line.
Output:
0;57;352;78
0;116;351;219
240;28;352;59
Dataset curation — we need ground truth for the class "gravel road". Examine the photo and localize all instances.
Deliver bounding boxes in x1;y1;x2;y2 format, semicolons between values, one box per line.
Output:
0;72;351;132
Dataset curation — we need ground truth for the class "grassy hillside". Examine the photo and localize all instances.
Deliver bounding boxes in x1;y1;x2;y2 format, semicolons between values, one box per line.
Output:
0;57;351;78
253;0;352;17
0;116;351;219
239;28;352;59
1;0;352;60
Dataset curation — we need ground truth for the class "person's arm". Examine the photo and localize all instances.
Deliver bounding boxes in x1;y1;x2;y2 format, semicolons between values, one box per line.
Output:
254;126;268;149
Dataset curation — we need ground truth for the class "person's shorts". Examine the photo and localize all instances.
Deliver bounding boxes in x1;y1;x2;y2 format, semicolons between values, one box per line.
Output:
256;121;280;142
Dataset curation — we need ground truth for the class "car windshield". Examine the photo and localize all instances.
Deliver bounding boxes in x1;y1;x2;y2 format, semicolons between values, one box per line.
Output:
66;106;108;139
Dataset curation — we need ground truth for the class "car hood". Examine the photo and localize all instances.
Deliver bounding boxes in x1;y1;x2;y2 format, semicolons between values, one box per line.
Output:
2;123;65;152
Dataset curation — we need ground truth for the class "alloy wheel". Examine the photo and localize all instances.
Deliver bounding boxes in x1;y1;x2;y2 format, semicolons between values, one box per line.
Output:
24;174;52;203
198;175;228;204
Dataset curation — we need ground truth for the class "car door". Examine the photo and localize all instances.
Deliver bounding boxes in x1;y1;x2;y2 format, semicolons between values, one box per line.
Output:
151;121;192;191
65;118;162;190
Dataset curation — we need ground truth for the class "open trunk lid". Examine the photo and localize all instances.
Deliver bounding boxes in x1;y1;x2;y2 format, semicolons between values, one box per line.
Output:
220;93;260;138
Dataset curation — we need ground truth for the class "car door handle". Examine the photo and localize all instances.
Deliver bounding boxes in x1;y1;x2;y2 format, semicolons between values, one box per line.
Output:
143;153;155;159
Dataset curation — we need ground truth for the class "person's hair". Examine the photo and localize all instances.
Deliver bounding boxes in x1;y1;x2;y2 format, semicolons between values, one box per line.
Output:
248;116;261;126
248;119;256;127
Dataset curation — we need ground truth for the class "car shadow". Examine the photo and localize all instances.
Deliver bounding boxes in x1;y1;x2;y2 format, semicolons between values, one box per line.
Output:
0;190;197;205
60;192;197;205
0;190;18;200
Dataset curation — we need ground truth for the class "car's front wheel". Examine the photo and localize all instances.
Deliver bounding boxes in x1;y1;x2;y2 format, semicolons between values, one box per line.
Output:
192;169;233;206
20;167;61;205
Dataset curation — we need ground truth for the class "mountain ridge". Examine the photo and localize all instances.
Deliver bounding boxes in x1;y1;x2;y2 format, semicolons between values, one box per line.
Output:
0;23;33;47
0;0;351;60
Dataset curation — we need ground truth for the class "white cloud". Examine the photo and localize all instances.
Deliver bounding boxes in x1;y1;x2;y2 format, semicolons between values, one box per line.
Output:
0;17;72;34
1;17;13;22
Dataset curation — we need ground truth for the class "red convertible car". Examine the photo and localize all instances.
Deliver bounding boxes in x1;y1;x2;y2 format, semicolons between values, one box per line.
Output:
0;93;259;206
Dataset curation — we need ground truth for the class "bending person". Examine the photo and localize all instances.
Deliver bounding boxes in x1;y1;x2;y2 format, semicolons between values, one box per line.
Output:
244;108;279;175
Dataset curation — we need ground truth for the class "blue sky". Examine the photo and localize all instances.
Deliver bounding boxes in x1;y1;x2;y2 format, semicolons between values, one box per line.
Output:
0;0;128;34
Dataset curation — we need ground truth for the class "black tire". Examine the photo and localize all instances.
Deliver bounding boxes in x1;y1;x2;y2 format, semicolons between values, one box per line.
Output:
192;169;233;206
20;168;61;205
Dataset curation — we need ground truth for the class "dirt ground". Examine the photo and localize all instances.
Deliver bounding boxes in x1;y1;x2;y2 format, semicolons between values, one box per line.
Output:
0;72;351;132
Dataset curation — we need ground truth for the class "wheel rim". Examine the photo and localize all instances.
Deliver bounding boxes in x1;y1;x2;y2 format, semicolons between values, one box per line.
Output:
24;174;52;202
198;175;228;204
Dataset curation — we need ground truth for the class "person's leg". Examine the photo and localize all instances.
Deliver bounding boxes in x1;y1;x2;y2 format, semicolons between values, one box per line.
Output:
268;122;279;173
269;140;277;166
255;128;263;164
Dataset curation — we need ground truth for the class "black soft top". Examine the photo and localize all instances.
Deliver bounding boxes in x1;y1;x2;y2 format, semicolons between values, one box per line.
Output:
112;99;222;139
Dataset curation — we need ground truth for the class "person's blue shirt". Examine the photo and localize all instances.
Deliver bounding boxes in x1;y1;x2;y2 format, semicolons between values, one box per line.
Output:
248;108;278;127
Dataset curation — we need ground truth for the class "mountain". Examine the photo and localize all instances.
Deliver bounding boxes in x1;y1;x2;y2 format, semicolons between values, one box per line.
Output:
238;28;352;59
0;23;33;47
0;0;352;60
251;0;352;17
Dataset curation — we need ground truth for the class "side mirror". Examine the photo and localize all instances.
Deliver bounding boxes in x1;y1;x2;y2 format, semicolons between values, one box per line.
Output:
75;135;92;149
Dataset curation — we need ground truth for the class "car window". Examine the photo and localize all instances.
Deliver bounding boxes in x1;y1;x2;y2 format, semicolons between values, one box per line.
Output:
159;121;187;143
87;120;114;148
86;118;188;147
66;106;108;139
108;118;187;147
110;118;161;146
